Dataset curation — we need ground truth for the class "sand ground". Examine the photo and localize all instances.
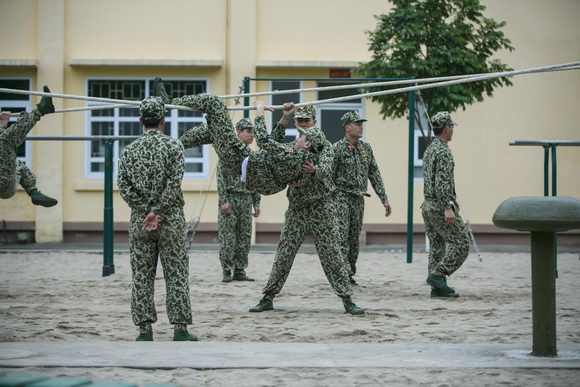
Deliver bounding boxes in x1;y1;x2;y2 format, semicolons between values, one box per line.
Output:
0;247;579;386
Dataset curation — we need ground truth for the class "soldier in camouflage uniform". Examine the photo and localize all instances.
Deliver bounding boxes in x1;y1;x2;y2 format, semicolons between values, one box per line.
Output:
217;118;261;283
248;104;365;315
117;97;197;342
155;79;312;196
0;86;58;207
421;111;469;298
332;111;391;286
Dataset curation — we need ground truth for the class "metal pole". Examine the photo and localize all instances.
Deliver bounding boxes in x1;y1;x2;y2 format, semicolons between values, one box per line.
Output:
543;145;549;197
551;145;557;196
406;88;416;263
103;139;115;277
530;231;557;357
243;77;250;119
551;145;559;277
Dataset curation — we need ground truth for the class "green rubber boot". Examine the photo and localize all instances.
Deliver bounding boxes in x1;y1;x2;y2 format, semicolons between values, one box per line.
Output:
426;274;455;294
135;332;153;341
173;329;198;341
36;86;55;116
28;188;58;207
430;288;460;298
249;297;274;313
153;77;172;104
222;269;232;283
233;269;254;281
342;296;365;315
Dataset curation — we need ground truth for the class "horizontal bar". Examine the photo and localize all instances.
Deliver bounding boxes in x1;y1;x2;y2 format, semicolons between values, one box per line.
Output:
510;140;580;147
25;136;140;141
249;78;411;81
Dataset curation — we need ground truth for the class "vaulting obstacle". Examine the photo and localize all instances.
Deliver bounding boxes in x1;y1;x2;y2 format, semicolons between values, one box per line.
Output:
493;196;580;357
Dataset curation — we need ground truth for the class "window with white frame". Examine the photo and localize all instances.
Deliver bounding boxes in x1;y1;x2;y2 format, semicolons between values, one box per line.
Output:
414;130;433;179
0;78;32;166
413;100;434;180
85;78;209;179
317;81;363;144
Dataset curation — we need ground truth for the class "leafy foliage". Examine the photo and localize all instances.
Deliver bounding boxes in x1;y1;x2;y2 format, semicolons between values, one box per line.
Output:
357;0;515;119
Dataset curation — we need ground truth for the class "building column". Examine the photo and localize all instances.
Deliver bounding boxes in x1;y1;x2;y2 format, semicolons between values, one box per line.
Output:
35;0;65;242
226;0;257;96
227;0;258;242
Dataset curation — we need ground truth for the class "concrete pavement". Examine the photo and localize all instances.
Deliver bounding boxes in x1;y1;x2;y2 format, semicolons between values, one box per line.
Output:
1;342;579;370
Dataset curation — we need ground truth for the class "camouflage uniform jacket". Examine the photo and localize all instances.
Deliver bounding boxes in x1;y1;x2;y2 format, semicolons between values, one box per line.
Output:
117;129;185;215
245;116;308;195
332;137;389;203
217;158;260;207
286;140;335;208
422;138;456;211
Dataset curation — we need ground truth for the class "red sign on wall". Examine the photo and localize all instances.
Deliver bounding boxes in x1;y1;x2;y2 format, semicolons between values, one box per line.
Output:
329;68;351;78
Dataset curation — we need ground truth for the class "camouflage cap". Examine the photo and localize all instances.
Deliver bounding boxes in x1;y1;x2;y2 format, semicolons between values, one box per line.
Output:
294;105;316;119
297;126;327;149
139;96;166;121
235;118;254;131
430;111;458;129
341;111;367;125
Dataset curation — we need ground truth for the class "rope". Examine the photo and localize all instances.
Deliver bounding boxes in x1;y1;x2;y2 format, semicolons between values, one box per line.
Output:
2;61;579;116
220;63;580;100
227;61;580;110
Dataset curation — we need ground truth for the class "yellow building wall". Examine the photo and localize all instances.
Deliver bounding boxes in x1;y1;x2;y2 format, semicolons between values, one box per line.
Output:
0;0;578;243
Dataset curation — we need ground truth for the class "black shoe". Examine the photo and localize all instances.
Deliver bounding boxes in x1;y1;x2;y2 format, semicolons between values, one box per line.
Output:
249;297;273;313
426;274;455;294
36;86;55;116
430;288;460;298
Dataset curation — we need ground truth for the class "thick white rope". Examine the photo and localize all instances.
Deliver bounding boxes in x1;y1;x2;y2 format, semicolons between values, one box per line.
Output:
230;61;580;110
2;61;578;116
220;63;580;100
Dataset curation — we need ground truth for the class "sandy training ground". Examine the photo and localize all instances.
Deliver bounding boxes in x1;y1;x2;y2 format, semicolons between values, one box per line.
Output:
0;246;579;386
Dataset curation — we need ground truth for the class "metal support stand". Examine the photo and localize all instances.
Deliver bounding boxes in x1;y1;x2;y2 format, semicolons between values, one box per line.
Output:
103;139;115;277
406;88;416;263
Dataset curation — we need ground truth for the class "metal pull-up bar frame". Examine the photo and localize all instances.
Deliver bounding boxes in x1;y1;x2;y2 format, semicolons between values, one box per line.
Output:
26;135;139;277
509;140;580;277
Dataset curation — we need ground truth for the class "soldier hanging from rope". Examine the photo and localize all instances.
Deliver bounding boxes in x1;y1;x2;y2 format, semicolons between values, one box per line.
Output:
0;86;58;208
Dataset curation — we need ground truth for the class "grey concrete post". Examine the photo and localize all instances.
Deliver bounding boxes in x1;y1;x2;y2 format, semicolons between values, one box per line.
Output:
530;231;557;356
492;196;580;357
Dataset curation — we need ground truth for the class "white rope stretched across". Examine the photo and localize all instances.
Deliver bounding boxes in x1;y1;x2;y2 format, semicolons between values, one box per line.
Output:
1;61;579;116
220;63;580;100
229;60;580;110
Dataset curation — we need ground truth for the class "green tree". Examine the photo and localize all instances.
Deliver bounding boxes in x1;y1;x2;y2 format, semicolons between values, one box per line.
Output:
357;0;515;120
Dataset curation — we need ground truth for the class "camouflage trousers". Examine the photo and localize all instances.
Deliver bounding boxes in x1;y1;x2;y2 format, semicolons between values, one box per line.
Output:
0;110;40;198
262;196;352;299
421;200;470;277
218;192;253;271
175;94;307;196
128;207;192;328
335;192;365;277
0;160;36;199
